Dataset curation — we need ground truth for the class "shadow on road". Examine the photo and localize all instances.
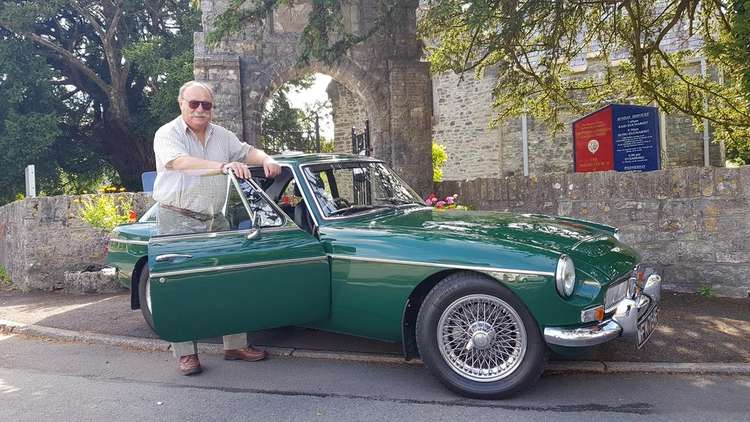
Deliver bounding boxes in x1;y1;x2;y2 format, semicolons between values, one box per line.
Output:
1;289;748;362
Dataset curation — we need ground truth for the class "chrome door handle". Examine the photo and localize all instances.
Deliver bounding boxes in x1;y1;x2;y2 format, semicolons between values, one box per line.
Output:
155;254;193;262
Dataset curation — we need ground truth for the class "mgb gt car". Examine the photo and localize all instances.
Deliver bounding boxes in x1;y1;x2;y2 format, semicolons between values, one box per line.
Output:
107;153;661;398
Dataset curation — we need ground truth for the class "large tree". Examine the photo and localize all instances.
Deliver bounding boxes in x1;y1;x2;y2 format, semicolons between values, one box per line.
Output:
0;31;61;202
0;0;200;190
209;1;750;162
418;0;750;161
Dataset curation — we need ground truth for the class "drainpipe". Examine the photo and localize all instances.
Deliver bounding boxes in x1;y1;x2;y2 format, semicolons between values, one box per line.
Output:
700;57;710;167
659;108;667;169
718;68;726;164
521;112;529;176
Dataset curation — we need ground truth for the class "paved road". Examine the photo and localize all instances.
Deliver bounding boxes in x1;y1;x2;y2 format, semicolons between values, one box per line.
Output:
1;334;749;421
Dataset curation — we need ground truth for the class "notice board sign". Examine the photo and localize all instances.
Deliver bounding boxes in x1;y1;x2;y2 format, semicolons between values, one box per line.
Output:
573;104;660;173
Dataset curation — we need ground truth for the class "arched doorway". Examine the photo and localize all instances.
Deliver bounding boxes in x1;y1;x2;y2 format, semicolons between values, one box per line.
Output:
194;0;433;195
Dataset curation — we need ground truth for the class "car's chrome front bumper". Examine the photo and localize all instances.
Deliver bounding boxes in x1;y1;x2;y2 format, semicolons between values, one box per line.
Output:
543;270;662;348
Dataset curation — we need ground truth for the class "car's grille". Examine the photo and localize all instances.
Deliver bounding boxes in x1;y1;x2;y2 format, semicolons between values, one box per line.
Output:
605;277;629;311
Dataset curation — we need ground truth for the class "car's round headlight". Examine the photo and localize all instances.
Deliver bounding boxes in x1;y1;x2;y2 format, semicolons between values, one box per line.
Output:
555;254;576;297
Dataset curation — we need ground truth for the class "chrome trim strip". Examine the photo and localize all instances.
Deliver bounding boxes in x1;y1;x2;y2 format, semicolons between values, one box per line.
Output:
150;226;297;243
327;254;555;276
150;256;329;278
108;238;149;246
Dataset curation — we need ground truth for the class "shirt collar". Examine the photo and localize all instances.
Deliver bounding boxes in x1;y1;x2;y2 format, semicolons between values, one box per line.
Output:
177;116;213;139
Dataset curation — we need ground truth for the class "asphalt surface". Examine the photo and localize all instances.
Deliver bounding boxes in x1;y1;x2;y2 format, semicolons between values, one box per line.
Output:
2;335;750;421
0;288;748;364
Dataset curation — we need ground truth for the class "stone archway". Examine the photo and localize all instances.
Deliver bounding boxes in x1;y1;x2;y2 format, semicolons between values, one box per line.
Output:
194;0;433;195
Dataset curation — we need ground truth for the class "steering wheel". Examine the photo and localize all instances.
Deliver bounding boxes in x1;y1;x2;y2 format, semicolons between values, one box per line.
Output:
333;197;352;209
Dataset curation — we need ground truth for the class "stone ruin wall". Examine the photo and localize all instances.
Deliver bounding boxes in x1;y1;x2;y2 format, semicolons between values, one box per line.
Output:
327;80;368;154
430;59;724;180
195;0;435;195
328;58;724;182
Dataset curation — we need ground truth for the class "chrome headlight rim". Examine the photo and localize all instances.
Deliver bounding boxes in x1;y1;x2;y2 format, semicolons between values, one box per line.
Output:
555;254;576;297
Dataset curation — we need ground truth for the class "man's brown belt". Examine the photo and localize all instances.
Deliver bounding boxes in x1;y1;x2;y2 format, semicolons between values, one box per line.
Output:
160;204;217;222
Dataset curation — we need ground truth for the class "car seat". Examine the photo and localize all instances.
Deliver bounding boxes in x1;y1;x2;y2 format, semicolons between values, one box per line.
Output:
293;184;314;234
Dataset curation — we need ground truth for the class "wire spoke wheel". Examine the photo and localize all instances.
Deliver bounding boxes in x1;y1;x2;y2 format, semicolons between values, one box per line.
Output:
437;294;527;382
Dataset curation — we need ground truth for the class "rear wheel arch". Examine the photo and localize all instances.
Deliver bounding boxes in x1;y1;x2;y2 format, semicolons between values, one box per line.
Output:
130;256;148;310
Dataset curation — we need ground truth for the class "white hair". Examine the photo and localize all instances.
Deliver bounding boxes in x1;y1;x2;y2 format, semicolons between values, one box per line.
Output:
178;81;214;100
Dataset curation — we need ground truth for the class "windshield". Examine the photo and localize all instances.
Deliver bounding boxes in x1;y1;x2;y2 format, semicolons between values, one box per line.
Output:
303;161;424;218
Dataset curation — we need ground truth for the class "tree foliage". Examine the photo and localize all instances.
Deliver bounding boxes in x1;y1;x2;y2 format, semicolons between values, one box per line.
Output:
261;76;329;153
211;1;750;162
0;0;200;191
207;0;393;65
418;0;750;161
432;142;447;182
0;33;61;202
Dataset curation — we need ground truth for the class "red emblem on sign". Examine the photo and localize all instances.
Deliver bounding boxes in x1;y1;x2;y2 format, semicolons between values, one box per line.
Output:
573;107;614;172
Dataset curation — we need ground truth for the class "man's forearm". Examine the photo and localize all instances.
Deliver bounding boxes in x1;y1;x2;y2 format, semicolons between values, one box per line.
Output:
245;148;281;178
245;148;272;166
168;156;223;175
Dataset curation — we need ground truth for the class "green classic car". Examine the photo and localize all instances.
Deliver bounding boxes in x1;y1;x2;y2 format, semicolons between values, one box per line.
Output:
107;153;661;398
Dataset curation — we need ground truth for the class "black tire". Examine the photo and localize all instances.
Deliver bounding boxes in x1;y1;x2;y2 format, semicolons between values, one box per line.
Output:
415;272;546;399
137;266;155;333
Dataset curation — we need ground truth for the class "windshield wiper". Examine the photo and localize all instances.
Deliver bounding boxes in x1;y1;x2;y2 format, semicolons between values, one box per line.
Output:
376;197;422;207
327;205;388;217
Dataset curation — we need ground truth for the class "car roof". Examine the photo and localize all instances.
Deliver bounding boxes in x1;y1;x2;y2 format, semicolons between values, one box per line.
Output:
266;152;382;166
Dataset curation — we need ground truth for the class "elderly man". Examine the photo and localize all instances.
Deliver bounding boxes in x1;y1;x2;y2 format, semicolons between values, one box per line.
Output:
152;80;281;375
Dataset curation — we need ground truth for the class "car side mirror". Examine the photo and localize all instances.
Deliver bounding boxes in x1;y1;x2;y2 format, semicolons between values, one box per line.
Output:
246;213;262;240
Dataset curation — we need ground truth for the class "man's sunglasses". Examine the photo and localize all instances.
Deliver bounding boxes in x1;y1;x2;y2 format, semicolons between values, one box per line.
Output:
186;100;213;110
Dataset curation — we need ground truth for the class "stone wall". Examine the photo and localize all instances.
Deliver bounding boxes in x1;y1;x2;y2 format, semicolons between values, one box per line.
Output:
432;63;724;180
0;193;153;291
436;166;750;298
431;68;505;180
427;7;724;181
327;80;368;153
196;0;435;195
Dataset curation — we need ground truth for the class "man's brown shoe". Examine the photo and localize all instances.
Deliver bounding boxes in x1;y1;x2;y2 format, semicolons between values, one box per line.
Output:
179;354;203;375
224;346;267;362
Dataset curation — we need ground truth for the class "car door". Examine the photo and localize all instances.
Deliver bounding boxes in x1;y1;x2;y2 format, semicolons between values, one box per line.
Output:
147;173;330;343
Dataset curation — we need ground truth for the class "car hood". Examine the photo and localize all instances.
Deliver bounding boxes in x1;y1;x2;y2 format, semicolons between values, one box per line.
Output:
348;207;638;281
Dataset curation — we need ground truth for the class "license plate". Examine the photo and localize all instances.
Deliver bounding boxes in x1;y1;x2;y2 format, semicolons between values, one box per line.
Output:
636;305;659;349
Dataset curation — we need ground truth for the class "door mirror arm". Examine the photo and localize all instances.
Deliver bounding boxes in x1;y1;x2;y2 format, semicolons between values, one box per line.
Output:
246;213;262;240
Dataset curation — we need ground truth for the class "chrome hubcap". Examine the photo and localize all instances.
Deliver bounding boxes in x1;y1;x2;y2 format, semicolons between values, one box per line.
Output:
468;321;495;350
437;294;527;382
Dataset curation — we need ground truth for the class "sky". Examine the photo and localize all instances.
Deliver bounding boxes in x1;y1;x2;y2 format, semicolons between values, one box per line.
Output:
285;73;334;139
